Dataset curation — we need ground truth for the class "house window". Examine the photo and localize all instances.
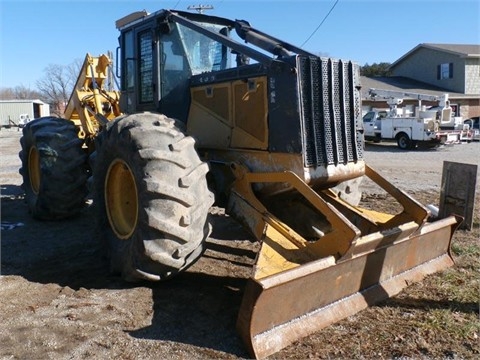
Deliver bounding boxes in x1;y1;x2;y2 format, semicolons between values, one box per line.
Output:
451;104;459;116
437;63;453;79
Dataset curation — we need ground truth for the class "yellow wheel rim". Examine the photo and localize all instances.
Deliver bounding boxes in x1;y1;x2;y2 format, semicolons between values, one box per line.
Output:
105;159;138;239
28;147;41;195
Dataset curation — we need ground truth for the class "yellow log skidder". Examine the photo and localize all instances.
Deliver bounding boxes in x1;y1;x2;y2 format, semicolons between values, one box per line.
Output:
19;9;460;359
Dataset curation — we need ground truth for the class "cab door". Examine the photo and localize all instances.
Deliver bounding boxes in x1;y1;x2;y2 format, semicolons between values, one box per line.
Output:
363;111;377;137
119;23;159;113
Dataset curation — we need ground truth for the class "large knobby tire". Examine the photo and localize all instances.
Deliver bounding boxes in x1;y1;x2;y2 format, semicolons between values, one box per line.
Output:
19;117;88;219
93;112;214;281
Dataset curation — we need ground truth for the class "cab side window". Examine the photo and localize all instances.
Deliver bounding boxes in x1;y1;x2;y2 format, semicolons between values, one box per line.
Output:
363;111;375;122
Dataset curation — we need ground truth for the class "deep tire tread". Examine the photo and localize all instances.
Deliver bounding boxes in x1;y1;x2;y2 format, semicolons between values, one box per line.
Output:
94;112;213;281
19;117;87;219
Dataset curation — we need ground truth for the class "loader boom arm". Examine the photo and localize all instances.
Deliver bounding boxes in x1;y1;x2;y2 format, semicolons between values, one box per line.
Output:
64;53;122;148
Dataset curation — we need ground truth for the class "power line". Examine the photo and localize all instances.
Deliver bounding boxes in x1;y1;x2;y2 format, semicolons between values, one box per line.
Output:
301;0;340;48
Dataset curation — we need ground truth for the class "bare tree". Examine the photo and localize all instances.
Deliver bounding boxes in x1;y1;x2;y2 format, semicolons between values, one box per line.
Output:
0;85;42;100
0;88;16;100
67;58;83;83
14;85;42;100
36;62;78;117
1;58;82;115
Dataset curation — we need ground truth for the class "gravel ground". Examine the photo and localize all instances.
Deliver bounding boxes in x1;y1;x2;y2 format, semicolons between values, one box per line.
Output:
362;140;480;193
1;127;479;359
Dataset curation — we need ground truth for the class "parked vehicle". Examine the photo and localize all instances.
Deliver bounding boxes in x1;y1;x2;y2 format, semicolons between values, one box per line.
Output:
365;89;471;149
362;110;386;143
464;117;480;141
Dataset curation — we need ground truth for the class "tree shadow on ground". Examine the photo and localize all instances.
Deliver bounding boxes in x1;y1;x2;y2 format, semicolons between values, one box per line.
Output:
129;271;250;357
382;296;478;315
1;183;256;356
1;184;114;289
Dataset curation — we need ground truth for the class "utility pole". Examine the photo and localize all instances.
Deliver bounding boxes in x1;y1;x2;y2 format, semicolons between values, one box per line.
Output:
187;4;214;13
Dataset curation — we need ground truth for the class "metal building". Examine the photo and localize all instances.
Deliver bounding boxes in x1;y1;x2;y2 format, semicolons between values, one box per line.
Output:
0;99;50;127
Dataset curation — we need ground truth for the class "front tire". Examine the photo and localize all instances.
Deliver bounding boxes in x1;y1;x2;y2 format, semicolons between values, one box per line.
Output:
19;117;87;219
93;113;214;281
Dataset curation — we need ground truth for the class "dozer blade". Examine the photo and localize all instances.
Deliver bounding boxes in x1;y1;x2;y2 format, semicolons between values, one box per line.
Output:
236;216;457;359
229;165;460;359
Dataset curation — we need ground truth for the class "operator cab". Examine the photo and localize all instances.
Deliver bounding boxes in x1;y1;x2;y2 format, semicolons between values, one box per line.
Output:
114;9;303;122
117;10;229;118
116;9;267;120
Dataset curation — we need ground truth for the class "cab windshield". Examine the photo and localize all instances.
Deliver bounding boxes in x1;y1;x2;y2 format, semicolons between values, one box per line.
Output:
177;22;229;74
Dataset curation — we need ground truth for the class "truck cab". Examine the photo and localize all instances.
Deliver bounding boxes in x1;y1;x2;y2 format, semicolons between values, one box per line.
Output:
363;110;386;142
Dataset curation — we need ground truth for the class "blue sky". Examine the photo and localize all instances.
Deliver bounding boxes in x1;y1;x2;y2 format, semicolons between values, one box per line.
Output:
1;0;479;89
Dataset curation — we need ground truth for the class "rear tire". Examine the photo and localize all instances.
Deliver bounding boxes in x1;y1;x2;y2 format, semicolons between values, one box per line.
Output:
93;112;214;281
19;117;87;219
396;133;412;150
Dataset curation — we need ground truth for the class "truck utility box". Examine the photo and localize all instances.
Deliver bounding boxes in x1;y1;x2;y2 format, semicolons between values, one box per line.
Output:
364;89;472;149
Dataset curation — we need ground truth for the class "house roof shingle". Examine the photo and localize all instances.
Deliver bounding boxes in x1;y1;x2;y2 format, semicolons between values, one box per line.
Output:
390;43;480;69
360;76;476;100
422;43;480;56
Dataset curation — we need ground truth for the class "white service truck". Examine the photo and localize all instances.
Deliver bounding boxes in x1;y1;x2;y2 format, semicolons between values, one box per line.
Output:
364;89;469;149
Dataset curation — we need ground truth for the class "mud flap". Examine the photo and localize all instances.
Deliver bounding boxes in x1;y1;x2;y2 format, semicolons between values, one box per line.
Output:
236;216;457;359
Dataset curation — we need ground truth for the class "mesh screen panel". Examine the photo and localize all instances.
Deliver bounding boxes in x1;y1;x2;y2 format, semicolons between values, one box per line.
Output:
298;57;363;167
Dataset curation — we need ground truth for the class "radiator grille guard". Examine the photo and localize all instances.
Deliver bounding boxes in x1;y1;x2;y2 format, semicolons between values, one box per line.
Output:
298;56;363;168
